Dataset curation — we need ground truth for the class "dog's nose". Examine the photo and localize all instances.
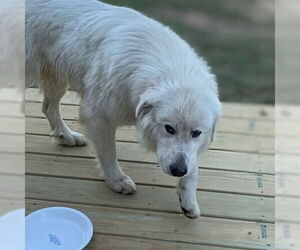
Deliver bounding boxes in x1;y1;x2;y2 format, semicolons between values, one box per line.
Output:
170;155;187;177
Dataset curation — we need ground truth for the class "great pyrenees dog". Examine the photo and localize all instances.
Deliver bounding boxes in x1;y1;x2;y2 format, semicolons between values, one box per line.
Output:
26;0;222;218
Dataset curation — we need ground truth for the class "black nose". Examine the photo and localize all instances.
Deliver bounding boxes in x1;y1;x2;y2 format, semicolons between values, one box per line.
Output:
170;155;187;177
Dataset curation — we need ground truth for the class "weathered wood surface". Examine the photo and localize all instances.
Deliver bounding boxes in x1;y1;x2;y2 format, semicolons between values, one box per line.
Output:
276;222;300;250
276;154;300;175
85;233;227;250
275;105;300;250
26;199;274;249
0;88;23;103
25;116;275;154
26;153;274;197
0;88;24;217
0;153;24;175
26;175;274;222
0;117;24;135
0;173;24;215
26;102;275;136
26;134;274;174
25;89;275;249
0;175;24;200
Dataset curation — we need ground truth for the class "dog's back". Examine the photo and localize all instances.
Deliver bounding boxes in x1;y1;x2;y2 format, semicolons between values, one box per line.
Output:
26;0;113;88
26;0;148;89
26;0;214;93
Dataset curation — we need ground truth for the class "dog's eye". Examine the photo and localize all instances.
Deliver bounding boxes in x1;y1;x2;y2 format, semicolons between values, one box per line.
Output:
165;125;176;135
191;130;202;138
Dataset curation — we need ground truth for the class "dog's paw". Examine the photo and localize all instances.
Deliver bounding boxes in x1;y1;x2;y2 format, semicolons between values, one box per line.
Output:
179;195;200;219
51;130;86;146
106;175;136;194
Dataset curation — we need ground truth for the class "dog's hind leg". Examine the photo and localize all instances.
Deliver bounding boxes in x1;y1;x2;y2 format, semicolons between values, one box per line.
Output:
83;115;136;194
41;83;86;146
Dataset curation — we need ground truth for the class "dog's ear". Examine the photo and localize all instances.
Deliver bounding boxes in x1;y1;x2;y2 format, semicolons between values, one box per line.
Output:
136;101;153;118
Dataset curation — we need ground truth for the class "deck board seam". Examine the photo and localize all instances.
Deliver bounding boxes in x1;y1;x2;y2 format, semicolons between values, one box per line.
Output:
0;172;24;177
25;114;276;137
25;151;275;175
0;197;24;202
25;132;275;155
89;232;253;250
26;172;274;198
25;100;275;122
276;194;300;198
0;131;24;136
25;196;274;224
0;115;24;119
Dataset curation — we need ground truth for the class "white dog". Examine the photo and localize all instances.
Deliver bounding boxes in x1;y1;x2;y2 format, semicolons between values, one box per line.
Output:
26;0;222;218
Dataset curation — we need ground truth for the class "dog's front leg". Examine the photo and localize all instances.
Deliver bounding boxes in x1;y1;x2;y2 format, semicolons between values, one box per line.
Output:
177;167;200;218
85;119;136;194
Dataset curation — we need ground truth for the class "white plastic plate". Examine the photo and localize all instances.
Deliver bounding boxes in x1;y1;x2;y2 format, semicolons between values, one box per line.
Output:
0;208;25;250
26;207;93;250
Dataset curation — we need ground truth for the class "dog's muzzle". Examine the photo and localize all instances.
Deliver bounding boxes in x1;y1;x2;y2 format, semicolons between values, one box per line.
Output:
169;155;187;177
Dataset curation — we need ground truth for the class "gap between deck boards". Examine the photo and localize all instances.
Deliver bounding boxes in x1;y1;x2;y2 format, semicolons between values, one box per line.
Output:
25;133;275;174
25;89;276;249
25;104;275;137
85;232;239;250
26;153;274;197
25;115;275;155
26;175;274;223
26;199;274;250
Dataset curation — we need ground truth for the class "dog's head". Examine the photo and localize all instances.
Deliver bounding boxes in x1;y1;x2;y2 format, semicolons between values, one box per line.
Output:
136;83;222;177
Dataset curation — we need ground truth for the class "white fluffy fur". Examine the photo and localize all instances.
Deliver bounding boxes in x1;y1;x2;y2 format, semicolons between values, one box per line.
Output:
26;0;222;218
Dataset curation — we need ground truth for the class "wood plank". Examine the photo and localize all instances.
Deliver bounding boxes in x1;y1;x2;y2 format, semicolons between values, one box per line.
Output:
25;102;275;136
277;196;300;223
26;199;274;249
26;101;80;120
276;222;300;250
222;102;274;120
86;233;228;250
276;105;300;121
0;175;24;200
26;88;275;120
26;153;274;197
276;173;300;197
26;175;274;223
26;134;275;174
277;120;300;137
0;153;24;175
0;117;24;135
276;154;300;174
25;117;275;154
0;134;24;154
86;234;229;250
26;88;80;105
217;118;273;136
276;136;300;155
0;102;23;118
0;199;24;216
0;88;23;102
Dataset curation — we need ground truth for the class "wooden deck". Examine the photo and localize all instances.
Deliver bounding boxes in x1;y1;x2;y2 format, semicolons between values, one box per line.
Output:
0;89;24;217
275;104;300;250
24;88;278;249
